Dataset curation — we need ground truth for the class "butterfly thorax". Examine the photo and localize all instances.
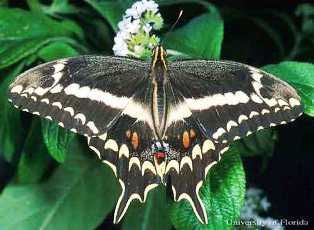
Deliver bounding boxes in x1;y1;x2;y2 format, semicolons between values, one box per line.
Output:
150;46;169;138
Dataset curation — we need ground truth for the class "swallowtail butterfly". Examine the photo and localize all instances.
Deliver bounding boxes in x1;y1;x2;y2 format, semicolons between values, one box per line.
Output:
8;45;303;224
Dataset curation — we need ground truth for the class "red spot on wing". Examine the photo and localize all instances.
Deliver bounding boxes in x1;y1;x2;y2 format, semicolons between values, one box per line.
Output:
154;151;165;164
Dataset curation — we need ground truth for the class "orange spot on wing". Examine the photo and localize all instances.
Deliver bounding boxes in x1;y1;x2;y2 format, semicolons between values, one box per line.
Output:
182;131;190;149
131;132;139;150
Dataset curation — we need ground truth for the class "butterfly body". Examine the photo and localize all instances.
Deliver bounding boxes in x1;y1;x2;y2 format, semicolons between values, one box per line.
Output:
8;46;303;224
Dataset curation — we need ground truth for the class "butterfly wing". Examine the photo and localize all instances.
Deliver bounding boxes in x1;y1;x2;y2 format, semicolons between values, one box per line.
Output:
87;85;159;223
163;60;303;224
8;56;150;137
168;60;303;143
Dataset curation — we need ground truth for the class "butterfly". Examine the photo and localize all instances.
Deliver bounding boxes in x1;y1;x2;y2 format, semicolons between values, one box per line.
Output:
8;45;303;224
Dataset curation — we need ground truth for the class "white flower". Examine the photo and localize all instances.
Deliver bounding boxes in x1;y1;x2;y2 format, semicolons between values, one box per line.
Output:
142;0;158;13
127;19;141;33
113;36;128;56
260;197;271;211
241;187;283;230
112;0;163;57
143;23;152;34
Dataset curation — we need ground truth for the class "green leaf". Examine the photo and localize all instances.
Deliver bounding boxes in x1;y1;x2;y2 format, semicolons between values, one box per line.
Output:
43;0;81;16
16;119;51;184
165;11;224;59
0;61;27;161
122;187;172;230
41;119;74;163
37;41;79;61
85;0;133;31
0;8;83;69
232;129;278;157
170;148;245;230
0;138;119;230
263;62;314;117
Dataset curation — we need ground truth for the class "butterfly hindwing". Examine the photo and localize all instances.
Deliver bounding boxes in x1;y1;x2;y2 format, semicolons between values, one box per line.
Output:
168;60;303;144
164;88;228;224
8;56;150;137
88;86;160;224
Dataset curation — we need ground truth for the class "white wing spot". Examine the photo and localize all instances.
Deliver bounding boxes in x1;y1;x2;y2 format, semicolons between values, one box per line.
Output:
141;161;156;175
257;126;263;131
23;87;34;94
250;93;264;104
261;109;270;114
64;107;75;116
249;111;259;118
250;68;263;82
192;144;202;160
238;114;249;123
180;156;193;171
129;157;141;171
289;98;301;107
104;139;118;152
52;102;62;109
45;116;52;120
212;128;226;139
278;99;289;107
75;86;91;98
119;144;129;158
53;63;65;72
235;91;250;103
74;113;86;124
224;92;239;105
86;121;99;134
202;139;215;153
252;81;263;95
30;96;37;101
11;85;23;94
264;98;278;107
70;128;77;133
64;83;80;95
40;98;50;104
50;84;63;94
226;120;238;132
34;87;49;96
165;160;179;174
98;133;107;141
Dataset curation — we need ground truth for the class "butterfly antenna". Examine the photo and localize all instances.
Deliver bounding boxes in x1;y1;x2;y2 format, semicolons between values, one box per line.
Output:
161;10;183;45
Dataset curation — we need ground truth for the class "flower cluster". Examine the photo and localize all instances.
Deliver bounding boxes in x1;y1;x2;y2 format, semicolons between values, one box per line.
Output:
240;187;284;230
112;0;163;58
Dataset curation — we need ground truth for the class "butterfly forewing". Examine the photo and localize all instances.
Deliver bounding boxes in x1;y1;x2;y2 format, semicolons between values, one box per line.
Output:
168;60;303;144
8;56;150;137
